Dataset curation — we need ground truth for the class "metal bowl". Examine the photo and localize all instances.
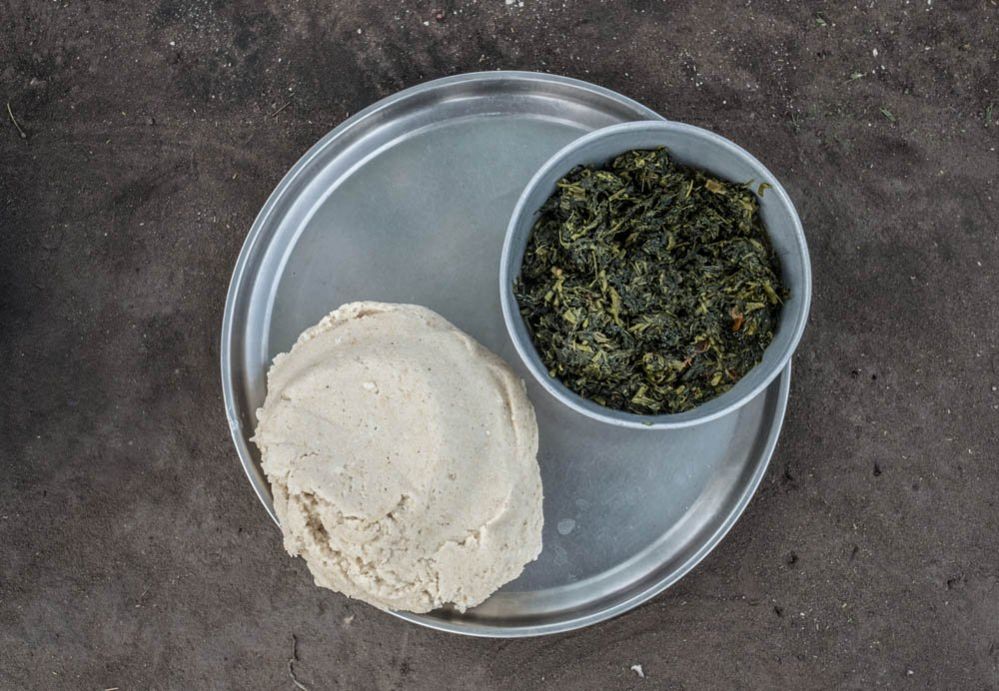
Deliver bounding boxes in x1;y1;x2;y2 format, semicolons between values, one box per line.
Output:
500;121;811;430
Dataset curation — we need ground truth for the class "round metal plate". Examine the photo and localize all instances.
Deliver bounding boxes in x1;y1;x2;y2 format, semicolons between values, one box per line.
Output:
221;71;790;637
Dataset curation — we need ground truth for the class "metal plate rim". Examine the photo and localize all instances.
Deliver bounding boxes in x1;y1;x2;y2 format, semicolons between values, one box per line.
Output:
220;71;792;638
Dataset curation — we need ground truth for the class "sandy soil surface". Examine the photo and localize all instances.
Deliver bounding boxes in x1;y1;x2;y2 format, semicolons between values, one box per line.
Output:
2;1;997;688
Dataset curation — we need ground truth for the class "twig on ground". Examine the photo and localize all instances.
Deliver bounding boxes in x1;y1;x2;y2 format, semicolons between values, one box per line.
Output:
6;102;27;139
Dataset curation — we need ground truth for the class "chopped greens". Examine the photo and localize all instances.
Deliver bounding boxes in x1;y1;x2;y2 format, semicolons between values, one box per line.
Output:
514;148;786;415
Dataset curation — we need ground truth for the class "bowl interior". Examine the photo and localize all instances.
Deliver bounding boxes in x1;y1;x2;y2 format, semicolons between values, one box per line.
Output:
501;121;810;429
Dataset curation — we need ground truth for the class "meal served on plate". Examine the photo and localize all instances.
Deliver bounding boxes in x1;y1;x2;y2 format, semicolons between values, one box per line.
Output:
514;147;786;415
252;302;543;613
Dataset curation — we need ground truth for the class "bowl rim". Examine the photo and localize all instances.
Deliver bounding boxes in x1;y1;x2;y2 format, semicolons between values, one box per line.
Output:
499;120;812;430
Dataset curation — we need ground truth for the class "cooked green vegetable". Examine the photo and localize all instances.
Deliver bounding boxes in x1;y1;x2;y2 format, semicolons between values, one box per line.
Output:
513;148;786;415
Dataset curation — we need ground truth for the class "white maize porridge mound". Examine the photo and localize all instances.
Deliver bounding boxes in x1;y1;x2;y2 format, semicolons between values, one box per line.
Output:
253;302;543;613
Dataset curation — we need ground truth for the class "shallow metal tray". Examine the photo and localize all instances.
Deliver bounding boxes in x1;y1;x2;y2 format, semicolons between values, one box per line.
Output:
221;71;790;637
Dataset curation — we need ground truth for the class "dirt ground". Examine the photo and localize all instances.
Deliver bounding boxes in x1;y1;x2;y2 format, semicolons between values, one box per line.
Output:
2;0;998;688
